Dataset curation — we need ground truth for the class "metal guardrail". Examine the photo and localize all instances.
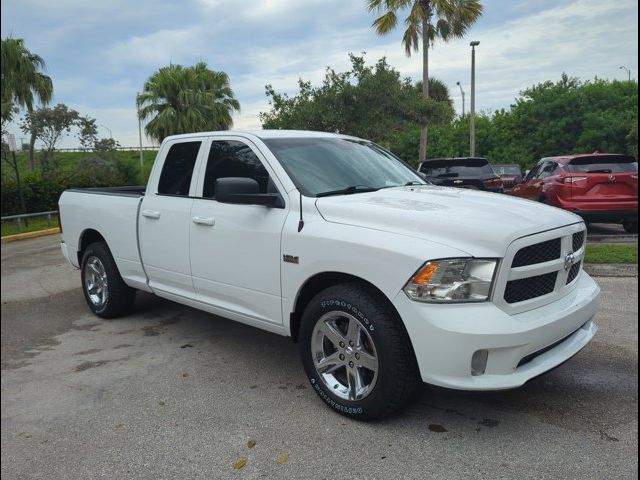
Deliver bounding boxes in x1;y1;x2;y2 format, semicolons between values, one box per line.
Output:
6;146;158;153
1;211;58;233
50;146;158;152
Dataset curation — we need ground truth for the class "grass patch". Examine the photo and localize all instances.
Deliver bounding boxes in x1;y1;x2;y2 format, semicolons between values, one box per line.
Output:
1;215;58;237
584;244;638;264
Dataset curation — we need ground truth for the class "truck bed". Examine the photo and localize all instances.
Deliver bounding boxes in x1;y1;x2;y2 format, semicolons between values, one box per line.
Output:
58;188;148;290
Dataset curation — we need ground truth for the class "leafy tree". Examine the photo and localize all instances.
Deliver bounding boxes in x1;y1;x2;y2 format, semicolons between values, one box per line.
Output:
1;119;27;215
391;75;638;168
367;0;483;161
260;54;453;148
627;119;638;159
415;78;453;108
20;104;79;179
93;137;120;152
1;37;54;170
76;116;98;152
137;62;240;143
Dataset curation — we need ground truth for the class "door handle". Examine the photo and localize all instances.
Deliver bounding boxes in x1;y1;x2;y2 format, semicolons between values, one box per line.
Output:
141;209;161;219
192;216;215;226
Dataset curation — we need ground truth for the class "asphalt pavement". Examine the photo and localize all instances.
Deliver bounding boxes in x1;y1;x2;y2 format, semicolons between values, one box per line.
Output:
587;223;638;243
1;235;638;479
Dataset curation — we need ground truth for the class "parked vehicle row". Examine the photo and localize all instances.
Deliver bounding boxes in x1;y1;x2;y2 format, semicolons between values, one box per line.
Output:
59;130;600;420
417;153;638;233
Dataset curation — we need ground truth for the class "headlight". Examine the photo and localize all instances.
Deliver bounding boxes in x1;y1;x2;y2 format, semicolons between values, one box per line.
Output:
403;258;498;303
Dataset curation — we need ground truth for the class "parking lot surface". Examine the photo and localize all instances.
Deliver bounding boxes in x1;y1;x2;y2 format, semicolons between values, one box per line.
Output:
587;223;638;243
1;235;638;479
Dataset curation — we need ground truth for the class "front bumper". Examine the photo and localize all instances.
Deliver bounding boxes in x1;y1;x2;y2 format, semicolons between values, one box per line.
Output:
393;271;601;390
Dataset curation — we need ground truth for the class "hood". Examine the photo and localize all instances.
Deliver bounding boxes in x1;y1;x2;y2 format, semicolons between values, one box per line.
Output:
315;185;582;257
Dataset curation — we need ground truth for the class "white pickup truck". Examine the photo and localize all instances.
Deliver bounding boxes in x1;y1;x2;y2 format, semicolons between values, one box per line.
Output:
59;130;600;419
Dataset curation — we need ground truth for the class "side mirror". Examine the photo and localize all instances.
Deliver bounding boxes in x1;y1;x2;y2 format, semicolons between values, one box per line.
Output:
215;177;284;208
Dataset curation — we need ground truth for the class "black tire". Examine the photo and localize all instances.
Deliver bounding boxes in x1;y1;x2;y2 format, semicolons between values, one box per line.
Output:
623;220;638;234
299;282;419;420
80;241;135;318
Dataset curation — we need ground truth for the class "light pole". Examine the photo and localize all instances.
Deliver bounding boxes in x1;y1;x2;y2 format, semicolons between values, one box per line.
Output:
469;41;480;157
456;81;466;117
136;93;144;171
620;66;631;82
100;124;112;138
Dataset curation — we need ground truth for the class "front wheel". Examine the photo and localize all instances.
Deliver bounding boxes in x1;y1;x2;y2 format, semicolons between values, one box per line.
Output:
299;282;419;420
81;242;135;318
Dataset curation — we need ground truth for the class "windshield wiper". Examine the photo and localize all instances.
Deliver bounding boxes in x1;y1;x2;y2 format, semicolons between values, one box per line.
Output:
316;185;380;197
404;181;426;186
586;169;612;174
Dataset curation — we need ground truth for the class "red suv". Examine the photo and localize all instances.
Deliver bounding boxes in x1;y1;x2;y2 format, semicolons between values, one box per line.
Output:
511;153;638;233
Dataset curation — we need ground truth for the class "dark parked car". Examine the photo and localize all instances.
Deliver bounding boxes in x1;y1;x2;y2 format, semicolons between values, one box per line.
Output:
492;164;524;192
511;153;638;232
418;157;504;193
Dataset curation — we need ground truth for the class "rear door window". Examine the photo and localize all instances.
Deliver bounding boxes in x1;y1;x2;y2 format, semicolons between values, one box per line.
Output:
157;141;202;196
567;155;638;173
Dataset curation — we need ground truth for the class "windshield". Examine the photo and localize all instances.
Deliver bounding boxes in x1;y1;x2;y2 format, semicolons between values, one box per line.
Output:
420;158;494;178
493;165;522;175
566;155;638;173
263;137;425;196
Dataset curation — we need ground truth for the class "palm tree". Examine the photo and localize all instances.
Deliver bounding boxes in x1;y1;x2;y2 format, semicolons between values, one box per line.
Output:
137;62;241;143
367;0;483;161
415;78;454;108
1;37;54;170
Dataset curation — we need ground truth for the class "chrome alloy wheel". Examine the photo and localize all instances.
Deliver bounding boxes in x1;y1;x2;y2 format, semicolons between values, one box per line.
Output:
84;256;109;308
311;311;379;401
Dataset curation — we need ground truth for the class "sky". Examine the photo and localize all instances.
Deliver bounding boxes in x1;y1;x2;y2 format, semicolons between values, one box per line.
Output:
1;0;638;148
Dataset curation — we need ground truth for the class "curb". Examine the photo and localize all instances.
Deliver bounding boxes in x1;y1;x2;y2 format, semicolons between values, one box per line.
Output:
1;228;61;244
584;263;638;278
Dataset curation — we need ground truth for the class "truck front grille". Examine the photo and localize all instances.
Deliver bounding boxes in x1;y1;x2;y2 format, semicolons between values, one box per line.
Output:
504;272;558;304
566;261;582;284
498;226;586;309
512;238;561;267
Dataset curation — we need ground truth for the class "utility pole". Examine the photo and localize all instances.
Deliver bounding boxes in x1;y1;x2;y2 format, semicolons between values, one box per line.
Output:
456;81;466;117
470;41;480;157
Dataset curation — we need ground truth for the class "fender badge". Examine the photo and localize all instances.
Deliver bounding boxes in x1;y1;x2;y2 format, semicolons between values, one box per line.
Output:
283;255;299;264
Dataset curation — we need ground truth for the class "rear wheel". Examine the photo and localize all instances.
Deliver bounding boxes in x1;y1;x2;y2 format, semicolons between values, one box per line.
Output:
81;242;135;318
299;282;419;420
623;220;638;234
